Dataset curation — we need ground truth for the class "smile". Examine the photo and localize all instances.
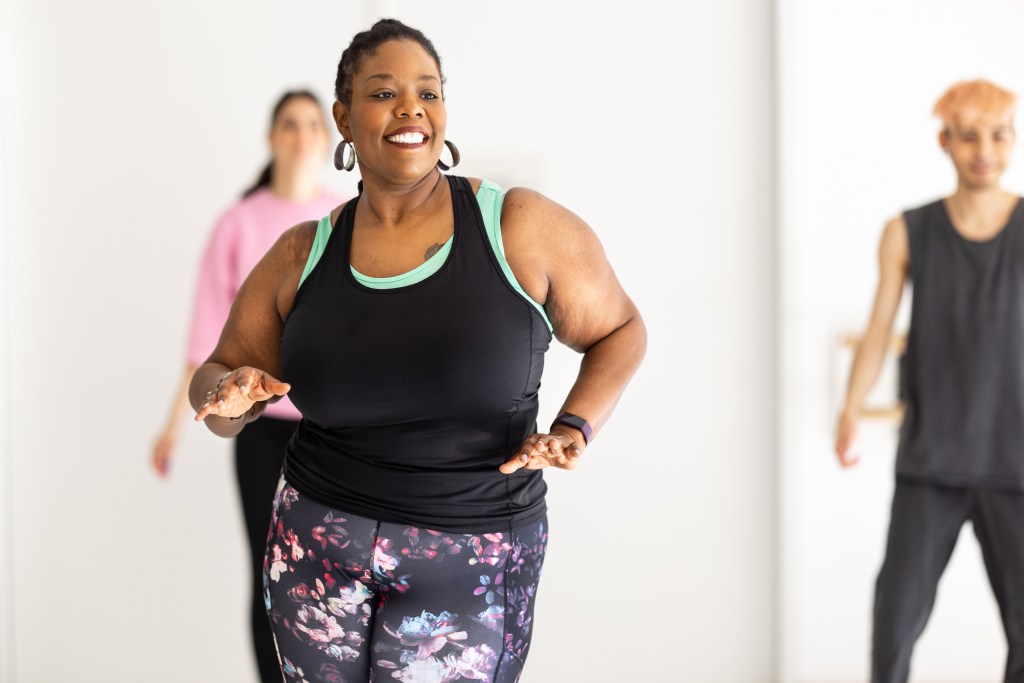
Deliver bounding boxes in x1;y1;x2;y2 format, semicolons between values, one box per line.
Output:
385;132;427;144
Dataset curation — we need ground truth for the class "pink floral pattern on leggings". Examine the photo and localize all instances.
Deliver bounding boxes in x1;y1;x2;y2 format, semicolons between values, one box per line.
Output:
264;478;547;683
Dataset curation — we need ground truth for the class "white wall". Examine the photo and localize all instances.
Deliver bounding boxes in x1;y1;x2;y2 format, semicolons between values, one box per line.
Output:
0;0;14;679
777;1;1024;681
2;1;776;681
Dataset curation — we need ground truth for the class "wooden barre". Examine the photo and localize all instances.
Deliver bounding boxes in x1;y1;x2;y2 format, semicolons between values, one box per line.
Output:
841;332;906;421
858;405;904;421
841;334;908;354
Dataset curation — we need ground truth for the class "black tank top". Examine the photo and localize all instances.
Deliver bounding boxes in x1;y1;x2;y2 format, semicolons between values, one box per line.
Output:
898;197;1024;489
279;175;551;531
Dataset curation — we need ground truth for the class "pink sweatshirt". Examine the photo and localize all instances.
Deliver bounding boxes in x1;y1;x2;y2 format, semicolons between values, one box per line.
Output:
187;187;347;420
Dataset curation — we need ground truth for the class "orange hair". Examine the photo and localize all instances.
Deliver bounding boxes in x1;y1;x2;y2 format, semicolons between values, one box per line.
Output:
934;79;1016;128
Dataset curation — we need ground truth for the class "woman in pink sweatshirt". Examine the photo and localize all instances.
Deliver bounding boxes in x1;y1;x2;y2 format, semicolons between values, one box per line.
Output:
151;89;347;683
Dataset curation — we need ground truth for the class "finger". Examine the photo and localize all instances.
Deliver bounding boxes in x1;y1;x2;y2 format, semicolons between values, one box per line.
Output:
242;368;290;399
554;443;582;470
500;436;545;474
499;451;531;475
231;368;254;395
836;434;860;468
545;444;568;468
527;436;572;468
194;401;219;421
215;376;259;416
501;433;557;474
523;454;550;470
546;435;583;468
247;384;291;403
523;436;546;456
836;440;851;467
257;370;289;392
194;396;232;421
152;443;172;477
544;436;565;459
544;438;577;464
263;381;291;397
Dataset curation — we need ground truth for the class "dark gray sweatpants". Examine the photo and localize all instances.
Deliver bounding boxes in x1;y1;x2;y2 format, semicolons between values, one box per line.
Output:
873;479;1024;683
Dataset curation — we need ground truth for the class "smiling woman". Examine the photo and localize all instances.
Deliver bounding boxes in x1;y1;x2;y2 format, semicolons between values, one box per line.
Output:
188;17;646;683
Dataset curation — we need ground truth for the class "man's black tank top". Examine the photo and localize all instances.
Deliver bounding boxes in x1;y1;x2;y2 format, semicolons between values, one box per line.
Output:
898;197;1024;490
279;175;551;531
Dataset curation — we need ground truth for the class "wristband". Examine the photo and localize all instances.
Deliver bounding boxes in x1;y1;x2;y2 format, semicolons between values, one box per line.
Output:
550;412;592;445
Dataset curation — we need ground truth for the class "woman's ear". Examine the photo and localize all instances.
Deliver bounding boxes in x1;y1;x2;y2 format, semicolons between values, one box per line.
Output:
333;100;351;140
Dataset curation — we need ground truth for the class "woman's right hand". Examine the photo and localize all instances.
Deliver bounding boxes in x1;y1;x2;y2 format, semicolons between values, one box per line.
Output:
151;428;178;477
194;366;291;422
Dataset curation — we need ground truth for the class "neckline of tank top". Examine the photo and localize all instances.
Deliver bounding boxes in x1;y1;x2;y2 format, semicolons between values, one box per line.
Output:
341;174;463;293
351;233;454;285
939;195;1024;246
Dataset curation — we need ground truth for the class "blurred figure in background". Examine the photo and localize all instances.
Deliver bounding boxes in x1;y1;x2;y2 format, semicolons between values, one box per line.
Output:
152;89;347;682
836;79;1024;683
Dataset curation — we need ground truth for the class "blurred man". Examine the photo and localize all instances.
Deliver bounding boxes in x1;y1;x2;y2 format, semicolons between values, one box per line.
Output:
836;79;1024;683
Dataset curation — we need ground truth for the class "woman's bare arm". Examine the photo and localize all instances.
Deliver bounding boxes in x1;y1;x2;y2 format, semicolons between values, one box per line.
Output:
189;221;316;437
497;187;647;473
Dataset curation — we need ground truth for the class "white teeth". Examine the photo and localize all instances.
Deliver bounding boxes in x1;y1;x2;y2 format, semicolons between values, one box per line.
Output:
386;132;425;144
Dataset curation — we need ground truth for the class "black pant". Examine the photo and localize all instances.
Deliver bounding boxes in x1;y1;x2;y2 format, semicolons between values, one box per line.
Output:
873;480;1024;683
235;416;296;683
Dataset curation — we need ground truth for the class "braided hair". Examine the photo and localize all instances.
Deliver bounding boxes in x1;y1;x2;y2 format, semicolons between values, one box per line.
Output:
334;19;445;108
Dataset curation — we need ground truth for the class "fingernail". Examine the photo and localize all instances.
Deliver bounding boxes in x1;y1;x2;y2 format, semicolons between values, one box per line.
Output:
520;453;529;462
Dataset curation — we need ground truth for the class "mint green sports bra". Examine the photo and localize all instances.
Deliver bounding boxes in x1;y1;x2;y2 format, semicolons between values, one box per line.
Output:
299;179;552;332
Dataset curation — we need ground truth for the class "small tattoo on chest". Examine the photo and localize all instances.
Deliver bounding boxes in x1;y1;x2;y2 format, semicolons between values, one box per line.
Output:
424;243;441;260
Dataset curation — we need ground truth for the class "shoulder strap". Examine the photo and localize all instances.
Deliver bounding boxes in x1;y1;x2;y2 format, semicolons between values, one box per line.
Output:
474;180;552;332
298;214;334;289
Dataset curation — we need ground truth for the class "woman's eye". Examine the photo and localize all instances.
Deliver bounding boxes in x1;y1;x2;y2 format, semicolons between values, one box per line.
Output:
372;92;394;100
421;92;439;100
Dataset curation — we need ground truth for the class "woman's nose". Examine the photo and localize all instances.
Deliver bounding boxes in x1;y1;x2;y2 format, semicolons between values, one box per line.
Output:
394;92;424;119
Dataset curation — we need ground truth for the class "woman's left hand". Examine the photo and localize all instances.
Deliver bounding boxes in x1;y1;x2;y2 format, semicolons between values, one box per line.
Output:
499;432;584;474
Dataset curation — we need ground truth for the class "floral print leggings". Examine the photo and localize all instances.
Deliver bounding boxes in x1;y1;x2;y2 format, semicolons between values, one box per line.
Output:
263;478;548;683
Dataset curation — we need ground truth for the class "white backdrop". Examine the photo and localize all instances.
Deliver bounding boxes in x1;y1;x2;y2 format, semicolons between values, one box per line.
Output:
777;0;1024;681
0;0;13;678
1;1;775;682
